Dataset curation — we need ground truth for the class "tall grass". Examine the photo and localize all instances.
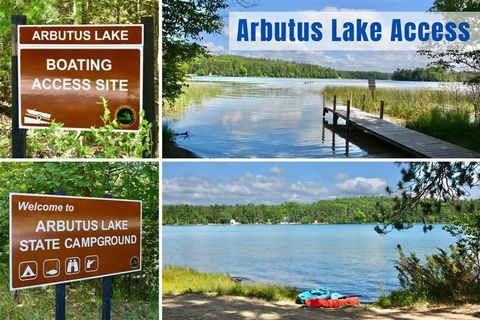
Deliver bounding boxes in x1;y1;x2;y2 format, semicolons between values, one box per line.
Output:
320;86;472;121
163;265;299;301
0;271;158;319
163;82;224;117
407;108;480;153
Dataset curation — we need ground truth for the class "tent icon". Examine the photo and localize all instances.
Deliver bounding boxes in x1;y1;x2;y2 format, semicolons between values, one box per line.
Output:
19;261;37;281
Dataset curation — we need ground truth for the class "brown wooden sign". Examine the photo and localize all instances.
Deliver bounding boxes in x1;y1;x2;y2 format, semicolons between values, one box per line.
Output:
10;193;142;290
18;25;143;131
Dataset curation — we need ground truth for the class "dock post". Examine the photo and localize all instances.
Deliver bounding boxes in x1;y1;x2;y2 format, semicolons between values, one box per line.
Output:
333;95;338;125
322;93;326;119
346;100;351;132
380;100;384;119
349;91;353;108
362;94;366;111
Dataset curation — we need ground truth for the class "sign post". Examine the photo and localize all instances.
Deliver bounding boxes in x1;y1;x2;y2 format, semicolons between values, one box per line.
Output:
141;16;156;158
368;73;376;100
9;193;142;291
11;15;27;158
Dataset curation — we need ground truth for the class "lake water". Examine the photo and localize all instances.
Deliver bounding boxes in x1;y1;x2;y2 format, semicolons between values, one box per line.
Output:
163;224;454;302
166;76;451;158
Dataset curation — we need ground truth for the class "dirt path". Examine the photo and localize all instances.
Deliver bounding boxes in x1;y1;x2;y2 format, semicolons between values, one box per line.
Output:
162;294;480;320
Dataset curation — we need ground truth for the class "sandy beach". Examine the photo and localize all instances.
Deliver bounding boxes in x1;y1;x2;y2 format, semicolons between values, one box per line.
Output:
163;294;480;320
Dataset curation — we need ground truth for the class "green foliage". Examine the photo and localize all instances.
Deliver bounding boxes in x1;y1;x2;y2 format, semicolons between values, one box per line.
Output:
189;55;392;80
321;86;473;121
392;67;467;82
162;122;176;146
162;196;477;225
162;0;227;103
0;162;159;317
375;289;428;308
376;163;480;233
406;108;480;153
0;99;152;158
383;242;480;306
163;266;299;301
377;210;480;307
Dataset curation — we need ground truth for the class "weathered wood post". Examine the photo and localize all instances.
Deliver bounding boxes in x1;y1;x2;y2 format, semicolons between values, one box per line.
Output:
380;100;384;119
333;95;338;125
11;15;27;158
349;91;353;108
322;93;326;119
362;94;366;111
346;100;351;131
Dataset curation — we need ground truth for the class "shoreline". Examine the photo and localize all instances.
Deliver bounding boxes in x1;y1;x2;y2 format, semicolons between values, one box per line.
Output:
163;144;200;158
163;294;480;320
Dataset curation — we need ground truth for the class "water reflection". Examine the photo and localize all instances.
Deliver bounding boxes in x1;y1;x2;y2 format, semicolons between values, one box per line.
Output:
165;77;447;158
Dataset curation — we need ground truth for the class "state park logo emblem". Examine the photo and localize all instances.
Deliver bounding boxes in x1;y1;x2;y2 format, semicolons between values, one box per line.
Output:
115;105;136;128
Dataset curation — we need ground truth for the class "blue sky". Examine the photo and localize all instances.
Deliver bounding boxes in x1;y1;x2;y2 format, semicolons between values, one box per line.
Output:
199;0;437;72
163;162;404;205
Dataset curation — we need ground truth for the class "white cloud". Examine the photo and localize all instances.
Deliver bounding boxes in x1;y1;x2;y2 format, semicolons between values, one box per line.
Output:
336;177;387;195
163;170;331;205
270;166;284;175
202;42;226;54
334;173;350;180
163;168;391;205
321;6;373;12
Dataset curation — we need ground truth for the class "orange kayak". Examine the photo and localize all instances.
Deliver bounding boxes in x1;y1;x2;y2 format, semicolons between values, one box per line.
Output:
305;296;359;308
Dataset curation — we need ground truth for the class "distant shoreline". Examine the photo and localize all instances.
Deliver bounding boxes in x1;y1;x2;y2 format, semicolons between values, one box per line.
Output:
163;222;447;226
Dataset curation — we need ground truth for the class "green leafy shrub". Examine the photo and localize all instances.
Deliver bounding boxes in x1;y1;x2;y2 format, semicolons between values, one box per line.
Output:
24;97;152;158
382;213;480;307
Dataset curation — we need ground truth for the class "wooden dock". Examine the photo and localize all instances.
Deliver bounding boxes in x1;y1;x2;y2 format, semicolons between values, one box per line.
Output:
322;97;480;158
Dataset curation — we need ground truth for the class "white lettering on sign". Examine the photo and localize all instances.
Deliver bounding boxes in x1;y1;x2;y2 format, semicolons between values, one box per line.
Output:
30;30;130;42
64;235;137;249
32;30;91;41
35;220;99;232
18;201;69;212
95;79;128;91
32;78;92;91
94;30;128;41
101;220;128;230
46;59;112;71
19;239;60;252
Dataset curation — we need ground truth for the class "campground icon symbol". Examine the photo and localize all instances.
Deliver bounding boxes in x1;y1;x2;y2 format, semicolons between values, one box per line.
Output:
19;261;37;281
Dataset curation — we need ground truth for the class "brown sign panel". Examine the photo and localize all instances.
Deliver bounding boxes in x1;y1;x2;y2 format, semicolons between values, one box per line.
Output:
19;48;142;130
17;25;143;131
19;25;143;45
10;193;141;290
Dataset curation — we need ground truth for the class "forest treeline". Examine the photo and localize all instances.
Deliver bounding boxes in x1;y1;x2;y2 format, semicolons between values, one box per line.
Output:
392;67;468;82
188;55;391;79
187;55;467;82
163;197;480;225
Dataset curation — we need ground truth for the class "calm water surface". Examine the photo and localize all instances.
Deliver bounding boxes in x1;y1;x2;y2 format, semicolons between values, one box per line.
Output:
163;224;454;301
166;76;451;158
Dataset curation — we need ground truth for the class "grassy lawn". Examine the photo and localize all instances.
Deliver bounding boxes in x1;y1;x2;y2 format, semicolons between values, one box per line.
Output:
0;272;158;320
163;265;299;301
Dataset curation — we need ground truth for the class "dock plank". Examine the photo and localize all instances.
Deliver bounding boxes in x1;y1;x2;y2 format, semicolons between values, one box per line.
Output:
324;105;480;158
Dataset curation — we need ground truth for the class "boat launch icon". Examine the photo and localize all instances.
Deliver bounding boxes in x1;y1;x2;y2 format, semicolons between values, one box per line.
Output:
24;109;52;125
